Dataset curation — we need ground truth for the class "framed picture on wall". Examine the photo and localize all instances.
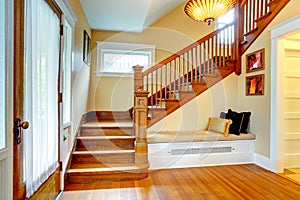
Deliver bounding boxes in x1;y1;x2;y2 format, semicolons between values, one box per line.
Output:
246;48;265;73
83;30;91;65
246;74;264;96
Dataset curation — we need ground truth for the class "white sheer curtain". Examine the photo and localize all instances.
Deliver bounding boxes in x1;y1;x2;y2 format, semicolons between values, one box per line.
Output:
23;0;60;197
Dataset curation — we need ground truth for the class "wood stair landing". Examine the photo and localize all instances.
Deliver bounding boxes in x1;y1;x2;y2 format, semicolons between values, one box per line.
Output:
66;114;149;186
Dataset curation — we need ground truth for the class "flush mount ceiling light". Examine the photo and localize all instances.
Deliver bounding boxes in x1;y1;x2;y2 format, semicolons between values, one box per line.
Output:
184;0;236;25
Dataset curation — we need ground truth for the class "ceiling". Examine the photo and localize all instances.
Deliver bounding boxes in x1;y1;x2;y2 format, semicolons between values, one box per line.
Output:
80;0;186;32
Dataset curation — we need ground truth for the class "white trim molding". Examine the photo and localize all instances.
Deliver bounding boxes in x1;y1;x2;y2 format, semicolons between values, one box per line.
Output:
254;153;274;171
54;0;77;28
269;14;300;173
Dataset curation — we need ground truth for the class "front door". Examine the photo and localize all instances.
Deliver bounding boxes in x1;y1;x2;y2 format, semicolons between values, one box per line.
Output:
0;0;14;199
13;0;62;199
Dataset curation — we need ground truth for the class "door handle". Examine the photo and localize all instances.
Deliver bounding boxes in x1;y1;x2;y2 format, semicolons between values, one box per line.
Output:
14;118;29;145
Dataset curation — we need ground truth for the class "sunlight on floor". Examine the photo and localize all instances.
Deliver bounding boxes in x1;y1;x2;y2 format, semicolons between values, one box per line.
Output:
280;168;300;185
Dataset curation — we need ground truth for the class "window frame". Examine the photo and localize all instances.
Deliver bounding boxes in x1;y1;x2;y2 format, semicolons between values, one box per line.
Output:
96;42;155;77
62;19;73;127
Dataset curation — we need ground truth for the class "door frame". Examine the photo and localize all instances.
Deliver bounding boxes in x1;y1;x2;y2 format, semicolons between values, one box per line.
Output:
13;0;63;199
270;15;300;173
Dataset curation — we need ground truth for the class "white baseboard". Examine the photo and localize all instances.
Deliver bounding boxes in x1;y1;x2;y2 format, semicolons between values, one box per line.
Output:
253;153;274;171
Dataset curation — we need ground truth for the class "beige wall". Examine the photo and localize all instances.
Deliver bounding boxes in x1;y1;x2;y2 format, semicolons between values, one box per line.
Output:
237;0;300;157
88;3;214;111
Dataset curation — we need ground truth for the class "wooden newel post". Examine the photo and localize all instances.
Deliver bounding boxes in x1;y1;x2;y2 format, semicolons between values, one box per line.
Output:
133;65;144;92
134;90;149;164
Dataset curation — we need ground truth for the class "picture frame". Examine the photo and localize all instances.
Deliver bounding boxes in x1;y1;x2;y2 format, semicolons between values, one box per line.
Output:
245;74;264;96
83;30;91;65
246;48;265;73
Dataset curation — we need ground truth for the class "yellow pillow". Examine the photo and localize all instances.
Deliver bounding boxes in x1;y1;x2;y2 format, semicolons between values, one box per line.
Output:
205;117;232;136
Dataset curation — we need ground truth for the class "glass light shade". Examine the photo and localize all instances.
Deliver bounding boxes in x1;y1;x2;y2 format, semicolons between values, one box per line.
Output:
184;0;236;25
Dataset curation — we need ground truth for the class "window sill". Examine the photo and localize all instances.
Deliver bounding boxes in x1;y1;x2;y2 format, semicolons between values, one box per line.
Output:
95;72;134;78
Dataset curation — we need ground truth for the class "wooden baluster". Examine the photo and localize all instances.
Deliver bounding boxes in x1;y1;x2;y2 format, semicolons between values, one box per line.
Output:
189;48;194;83
155;70;158;107
215;36;217;70
266;0;270;13
256;0;259;20
199;44;202;82
252;0;255;29
134;90;149;165
244;2;248;34
208;38;211;74
227;27;230;61
151;72;153;106
204;41;206;74
160;67;162;107
168;62;171;95
179;56;182;86
195;46;198;82
173;58;177;91
217;33;220;67
146;75;149;92
223;30;226;67
186;52;189;86
165;64;167;99
260;0;263;18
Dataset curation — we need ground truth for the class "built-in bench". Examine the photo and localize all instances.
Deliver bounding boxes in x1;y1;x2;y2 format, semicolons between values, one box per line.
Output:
147;130;256;169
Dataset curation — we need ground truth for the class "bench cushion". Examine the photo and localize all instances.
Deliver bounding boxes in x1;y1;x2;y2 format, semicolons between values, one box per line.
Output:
147;130;256;144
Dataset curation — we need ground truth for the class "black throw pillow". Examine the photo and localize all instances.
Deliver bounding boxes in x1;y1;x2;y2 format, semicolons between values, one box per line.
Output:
226;111;244;135
228;109;251;133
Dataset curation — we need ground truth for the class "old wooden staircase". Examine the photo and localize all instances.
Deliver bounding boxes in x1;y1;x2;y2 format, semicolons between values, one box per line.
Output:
65;0;290;187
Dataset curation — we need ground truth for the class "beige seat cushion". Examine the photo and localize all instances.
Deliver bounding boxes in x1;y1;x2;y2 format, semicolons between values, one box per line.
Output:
147;130;256;144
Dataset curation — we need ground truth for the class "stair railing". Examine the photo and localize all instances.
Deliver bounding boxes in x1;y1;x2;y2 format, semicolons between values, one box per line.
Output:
140;23;236;108
238;0;288;54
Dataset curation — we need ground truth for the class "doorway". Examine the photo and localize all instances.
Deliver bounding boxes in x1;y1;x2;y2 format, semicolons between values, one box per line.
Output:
13;0;63;199
283;35;300;169
270;15;300;173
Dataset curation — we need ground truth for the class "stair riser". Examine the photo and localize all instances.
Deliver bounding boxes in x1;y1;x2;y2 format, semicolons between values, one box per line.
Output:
86;111;132;121
72;153;135;164
67;171;148;184
76;139;135;151
80;127;134;136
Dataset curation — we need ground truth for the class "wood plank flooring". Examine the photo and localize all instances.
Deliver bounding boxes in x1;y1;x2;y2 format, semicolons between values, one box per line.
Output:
62;164;300;200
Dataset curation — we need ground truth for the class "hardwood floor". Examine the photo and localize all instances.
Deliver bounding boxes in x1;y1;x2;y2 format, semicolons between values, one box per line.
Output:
62;164;300;200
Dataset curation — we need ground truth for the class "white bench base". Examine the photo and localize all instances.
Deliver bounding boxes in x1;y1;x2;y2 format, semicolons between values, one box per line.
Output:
148;140;254;169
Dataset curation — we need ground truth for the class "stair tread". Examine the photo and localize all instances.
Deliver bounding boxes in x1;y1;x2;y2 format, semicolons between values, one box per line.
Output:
68;163;149;173
72;150;135;154
81;122;133;128
77;135;135;140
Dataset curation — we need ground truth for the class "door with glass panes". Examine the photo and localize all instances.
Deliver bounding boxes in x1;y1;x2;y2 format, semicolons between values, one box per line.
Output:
13;0;63;199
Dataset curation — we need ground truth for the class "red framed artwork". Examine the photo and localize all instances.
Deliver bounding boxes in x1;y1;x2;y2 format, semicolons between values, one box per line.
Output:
246;48;265;73
245;74;264;96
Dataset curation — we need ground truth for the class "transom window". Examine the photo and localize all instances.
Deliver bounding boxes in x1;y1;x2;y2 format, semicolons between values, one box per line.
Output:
96;42;155;77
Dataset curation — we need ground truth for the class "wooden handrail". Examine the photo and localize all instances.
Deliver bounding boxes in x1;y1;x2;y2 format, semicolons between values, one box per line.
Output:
142;22;236;77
